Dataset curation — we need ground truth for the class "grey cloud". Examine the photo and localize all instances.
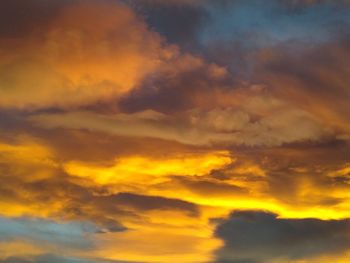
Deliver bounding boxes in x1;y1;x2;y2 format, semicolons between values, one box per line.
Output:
108;192;199;216
214;210;350;263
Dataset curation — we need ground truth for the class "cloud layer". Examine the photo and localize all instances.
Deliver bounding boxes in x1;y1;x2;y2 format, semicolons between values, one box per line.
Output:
215;211;350;263
0;0;349;262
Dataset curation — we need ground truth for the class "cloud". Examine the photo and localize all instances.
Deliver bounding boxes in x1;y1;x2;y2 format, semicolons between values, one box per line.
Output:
119;52;229;113
214;210;350;263
30;97;333;147
256;36;350;140
0;1;350;262
108;192;199;216
130;0;209;50
0;135;203;232
0;1;170;109
0;0;72;38
63;149;231;185
171;176;248;197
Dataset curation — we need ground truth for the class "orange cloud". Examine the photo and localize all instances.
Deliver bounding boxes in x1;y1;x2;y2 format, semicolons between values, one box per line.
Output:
0;2;171;109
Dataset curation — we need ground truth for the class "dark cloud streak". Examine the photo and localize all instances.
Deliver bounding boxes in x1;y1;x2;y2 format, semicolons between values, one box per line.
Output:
215;210;350;263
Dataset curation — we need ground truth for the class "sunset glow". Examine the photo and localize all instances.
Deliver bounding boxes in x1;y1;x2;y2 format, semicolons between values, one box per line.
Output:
0;1;350;263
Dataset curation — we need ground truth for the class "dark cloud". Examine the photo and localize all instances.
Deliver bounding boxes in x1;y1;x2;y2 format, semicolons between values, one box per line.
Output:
215;210;350;262
131;1;209;51
119;57;232;114
0;0;73;38
109;192;199;216
172;176;247;197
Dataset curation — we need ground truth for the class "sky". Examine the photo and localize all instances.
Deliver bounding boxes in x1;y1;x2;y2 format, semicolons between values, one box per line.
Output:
0;0;350;262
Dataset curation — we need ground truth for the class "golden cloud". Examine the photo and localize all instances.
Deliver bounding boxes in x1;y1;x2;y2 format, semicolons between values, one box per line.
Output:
0;2;171;109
